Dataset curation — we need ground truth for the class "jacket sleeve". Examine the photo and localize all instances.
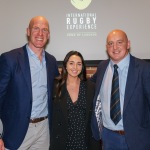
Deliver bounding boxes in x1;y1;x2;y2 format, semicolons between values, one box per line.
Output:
0;54;12;116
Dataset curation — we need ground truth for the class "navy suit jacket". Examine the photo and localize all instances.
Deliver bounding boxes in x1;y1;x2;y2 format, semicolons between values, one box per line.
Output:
0;45;59;150
91;55;150;150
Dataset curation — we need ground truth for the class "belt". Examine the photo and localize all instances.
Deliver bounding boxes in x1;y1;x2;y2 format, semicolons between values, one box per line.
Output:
104;127;125;135
111;130;125;135
30;116;48;123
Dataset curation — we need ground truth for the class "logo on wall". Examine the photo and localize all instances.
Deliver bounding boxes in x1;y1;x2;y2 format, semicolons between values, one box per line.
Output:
66;0;96;37
71;0;92;10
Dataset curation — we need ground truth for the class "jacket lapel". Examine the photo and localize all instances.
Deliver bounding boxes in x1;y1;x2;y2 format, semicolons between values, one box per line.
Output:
123;56;139;112
60;84;68;124
18;45;32;94
45;53;51;100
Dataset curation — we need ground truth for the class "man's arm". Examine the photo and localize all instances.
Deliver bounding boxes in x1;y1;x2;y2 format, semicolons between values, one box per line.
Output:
0;54;12;150
90;71;97;83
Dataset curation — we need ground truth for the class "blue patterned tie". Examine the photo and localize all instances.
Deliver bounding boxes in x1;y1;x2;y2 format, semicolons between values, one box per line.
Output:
110;64;121;125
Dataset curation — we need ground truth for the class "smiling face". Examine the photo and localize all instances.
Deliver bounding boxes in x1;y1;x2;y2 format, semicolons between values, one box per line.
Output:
106;30;130;64
66;55;83;78
27;16;50;52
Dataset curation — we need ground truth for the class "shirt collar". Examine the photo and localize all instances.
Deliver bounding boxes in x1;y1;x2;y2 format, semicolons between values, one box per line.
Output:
110;53;130;70
26;44;46;62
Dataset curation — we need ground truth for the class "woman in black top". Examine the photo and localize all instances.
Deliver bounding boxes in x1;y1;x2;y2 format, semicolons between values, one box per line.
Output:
50;51;101;150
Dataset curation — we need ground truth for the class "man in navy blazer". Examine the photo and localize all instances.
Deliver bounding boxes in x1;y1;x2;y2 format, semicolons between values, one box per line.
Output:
0;16;59;150
91;29;150;150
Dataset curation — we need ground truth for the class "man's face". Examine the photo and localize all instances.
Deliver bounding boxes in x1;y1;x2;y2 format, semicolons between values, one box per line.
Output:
27;17;50;50
106;30;130;64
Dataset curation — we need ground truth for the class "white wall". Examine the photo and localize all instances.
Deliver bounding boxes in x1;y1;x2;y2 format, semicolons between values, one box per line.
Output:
0;0;150;61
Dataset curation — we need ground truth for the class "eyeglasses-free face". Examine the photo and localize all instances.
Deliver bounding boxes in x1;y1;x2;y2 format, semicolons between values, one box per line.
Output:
66;55;83;78
106;30;130;64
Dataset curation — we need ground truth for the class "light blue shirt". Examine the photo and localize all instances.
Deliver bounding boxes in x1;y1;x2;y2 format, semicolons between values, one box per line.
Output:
26;45;48;119
100;53;130;130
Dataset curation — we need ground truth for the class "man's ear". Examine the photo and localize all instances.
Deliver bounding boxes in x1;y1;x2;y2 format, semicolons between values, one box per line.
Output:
26;28;30;36
127;40;130;50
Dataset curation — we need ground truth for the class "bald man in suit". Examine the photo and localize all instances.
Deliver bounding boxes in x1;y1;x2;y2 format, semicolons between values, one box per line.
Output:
91;29;150;150
0;16;59;150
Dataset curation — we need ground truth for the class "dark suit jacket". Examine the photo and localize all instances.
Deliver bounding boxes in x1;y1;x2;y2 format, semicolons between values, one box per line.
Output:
50;80;101;150
91;55;150;150
0;45;59;150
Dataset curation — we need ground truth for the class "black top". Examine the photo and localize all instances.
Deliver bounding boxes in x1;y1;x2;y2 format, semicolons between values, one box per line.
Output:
50;80;102;150
66;81;87;150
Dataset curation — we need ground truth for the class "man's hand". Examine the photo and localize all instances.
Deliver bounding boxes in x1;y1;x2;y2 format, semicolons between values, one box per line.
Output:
0;139;4;150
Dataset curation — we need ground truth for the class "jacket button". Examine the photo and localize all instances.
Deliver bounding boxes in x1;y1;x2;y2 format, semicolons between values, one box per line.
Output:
58;122;62;126
56;135;59;139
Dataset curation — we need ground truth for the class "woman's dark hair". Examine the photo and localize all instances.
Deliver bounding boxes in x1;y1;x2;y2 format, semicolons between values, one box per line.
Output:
56;50;87;97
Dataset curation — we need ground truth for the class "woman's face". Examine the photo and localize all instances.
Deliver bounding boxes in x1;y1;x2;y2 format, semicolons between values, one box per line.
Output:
66;55;82;78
